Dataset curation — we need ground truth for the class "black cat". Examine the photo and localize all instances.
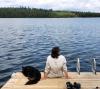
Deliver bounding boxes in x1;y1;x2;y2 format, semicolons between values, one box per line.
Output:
22;66;41;85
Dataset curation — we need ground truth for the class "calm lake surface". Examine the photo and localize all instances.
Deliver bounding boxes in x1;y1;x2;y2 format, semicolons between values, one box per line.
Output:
0;18;100;85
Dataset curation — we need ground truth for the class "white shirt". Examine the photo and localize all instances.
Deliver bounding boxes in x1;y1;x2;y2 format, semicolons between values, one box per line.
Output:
45;55;67;78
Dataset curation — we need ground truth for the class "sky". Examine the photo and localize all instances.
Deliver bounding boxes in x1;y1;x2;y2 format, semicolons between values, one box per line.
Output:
0;0;100;12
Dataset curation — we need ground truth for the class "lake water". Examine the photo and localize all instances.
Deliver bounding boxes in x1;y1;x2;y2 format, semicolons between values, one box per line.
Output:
0;18;100;86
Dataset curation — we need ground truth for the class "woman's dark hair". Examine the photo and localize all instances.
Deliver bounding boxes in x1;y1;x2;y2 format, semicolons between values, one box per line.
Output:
51;47;60;58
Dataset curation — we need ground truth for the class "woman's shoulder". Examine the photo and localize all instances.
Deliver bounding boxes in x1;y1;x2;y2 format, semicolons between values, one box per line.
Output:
47;55;51;58
59;55;66;60
47;55;52;60
59;55;65;58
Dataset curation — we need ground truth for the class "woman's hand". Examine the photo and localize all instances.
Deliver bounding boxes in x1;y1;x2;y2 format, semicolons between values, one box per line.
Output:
44;72;48;79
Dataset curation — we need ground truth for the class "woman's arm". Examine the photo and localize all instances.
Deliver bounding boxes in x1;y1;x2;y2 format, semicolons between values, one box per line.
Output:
63;70;68;78
44;56;51;79
44;72;48;79
62;56;68;78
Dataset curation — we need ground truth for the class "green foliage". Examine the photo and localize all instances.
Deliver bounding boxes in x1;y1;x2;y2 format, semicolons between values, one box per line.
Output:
53;11;77;17
0;7;100;18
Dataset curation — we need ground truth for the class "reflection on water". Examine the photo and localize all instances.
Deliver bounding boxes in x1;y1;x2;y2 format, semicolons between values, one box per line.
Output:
0;18;100;85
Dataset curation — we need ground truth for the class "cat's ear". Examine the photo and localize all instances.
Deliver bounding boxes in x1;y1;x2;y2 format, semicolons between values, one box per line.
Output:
22;66;24;69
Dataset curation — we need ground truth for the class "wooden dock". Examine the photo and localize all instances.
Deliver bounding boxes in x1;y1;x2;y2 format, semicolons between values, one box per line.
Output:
1;72;100;89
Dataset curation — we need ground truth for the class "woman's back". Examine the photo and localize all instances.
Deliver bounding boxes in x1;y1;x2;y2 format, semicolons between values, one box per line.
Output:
44;47;68;79
46;55;67;78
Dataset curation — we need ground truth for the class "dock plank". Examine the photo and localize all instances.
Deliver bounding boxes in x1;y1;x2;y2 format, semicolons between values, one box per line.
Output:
1;72;100;89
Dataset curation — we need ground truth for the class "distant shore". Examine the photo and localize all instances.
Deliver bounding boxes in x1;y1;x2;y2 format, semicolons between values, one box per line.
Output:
0;7;100;18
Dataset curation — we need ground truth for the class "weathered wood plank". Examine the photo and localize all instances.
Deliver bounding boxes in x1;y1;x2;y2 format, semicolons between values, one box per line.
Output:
1;72;100;89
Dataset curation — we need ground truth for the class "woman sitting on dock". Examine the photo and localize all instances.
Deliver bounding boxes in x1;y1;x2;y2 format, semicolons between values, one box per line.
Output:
44;47;68;79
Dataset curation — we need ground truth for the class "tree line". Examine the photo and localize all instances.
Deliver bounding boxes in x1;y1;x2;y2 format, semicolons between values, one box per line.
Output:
0;7;100;18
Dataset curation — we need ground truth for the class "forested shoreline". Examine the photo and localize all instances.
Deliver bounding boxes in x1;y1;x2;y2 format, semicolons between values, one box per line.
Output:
0;7;100;18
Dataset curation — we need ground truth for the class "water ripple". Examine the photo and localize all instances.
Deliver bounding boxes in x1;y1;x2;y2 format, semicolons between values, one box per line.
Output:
0;18;100;86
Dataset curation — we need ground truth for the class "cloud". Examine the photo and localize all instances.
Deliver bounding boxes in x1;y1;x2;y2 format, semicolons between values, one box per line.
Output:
0;0;100;12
